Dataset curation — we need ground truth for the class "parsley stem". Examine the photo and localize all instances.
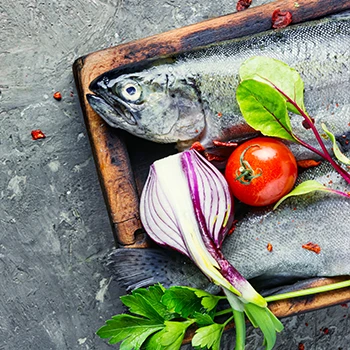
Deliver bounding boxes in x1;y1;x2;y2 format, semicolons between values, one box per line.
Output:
265;279;350;303
215;308;233;317
233;310;246;350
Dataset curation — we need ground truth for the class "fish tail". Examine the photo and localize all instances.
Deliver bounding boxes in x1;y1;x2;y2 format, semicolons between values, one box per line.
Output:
107;248;187;291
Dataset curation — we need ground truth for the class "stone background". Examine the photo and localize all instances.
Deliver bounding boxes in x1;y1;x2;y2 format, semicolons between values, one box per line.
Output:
0;0;348;349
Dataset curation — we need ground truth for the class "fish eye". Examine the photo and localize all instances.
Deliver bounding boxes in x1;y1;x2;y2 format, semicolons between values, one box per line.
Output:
119;82;142;102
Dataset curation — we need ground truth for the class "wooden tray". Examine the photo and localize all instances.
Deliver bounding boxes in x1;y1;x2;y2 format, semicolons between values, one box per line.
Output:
73;0;350;325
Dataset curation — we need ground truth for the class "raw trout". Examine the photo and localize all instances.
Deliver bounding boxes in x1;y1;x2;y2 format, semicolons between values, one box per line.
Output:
108;155;350;293
87;15;350;154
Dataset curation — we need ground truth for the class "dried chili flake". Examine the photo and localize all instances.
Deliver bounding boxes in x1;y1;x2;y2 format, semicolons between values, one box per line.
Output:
212;140;238;147
267;243;273;252
53;91;62;101
217;112;223;117
297;159;321;169
322;327;329;335
31;129;46;140
236;0;252;12
302;242;321;254
298;343;305;350
204;152;226;162
228;220;238;235
340;303;348;308
272;9;293;29
190;141;206;152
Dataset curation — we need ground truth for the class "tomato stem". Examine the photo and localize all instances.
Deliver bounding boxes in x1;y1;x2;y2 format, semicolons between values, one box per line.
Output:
235;145;262;185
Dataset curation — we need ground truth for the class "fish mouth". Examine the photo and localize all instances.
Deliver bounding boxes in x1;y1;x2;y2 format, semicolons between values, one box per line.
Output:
87;88;139;129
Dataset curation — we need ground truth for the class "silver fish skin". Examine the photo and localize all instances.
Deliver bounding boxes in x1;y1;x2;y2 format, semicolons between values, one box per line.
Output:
87;15;350;154
108;156;350;294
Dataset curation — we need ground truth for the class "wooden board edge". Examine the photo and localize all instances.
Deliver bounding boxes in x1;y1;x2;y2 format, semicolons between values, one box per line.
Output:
73;58;147;247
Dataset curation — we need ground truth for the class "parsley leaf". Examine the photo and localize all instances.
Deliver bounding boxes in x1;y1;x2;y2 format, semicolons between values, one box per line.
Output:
192;323;225;350
145;320;194;350
96;314;164;348
121;284;173;321
162;286;221;318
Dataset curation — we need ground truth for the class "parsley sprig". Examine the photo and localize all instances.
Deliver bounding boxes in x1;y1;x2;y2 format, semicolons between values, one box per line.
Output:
97;280;350;349
97;284;236;349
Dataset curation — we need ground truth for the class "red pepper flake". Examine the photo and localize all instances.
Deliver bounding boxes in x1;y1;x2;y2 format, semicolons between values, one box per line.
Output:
272;9;293;29
53;91;62;101
302;242;321;254
70;91;74;97
297;159;321;169
340;303;348;308
204;152;226;162
190;141;206;152
298;343;305;350
236;0;252;12
217;112;223;117
31;129;46;140
212;140;238;147
267;243;273;252
305;322;309;326
335;103;339;107
228;220;238;235
346;140;349;145
322;327;329;335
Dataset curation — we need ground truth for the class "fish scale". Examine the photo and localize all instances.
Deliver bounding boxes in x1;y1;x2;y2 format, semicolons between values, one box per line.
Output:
88;15;350;155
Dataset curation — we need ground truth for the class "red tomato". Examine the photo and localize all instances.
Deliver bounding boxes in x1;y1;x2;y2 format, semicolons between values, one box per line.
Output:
225;137;298;206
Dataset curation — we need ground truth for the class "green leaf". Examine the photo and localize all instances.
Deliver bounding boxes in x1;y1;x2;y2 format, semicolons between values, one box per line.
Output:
186;287;223;312
145;320;194;350
321;123;350;165
192;323;225;350
193;312;215;326
244;304;283;350
162;286;209;318
121;284;170;322
236;79;296;142
239;56;306;115
273;180;331;209
96;314;164;348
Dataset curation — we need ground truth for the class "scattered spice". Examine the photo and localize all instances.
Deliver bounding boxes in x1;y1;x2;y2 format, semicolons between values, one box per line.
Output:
217;112;223;117
298;343;305;350
53;91;62;101
190;141;205;152
297;159;321;169
302;242;321;254
322;327;329;335
305;322;309;326
340;303;348;308
272;9;293;29
203;152;226;162
236;0;252;11
212;140;238;147
31;129;46;140
228;220;238;235
267;243;273;252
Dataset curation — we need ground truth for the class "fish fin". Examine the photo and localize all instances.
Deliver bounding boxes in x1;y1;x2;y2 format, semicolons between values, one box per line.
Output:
107;247;191;291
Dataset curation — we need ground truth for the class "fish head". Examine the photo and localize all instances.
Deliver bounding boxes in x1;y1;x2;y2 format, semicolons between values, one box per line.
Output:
87;65;205;143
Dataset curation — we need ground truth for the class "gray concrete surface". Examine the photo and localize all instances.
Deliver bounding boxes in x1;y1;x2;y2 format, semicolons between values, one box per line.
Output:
0;0;349;349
